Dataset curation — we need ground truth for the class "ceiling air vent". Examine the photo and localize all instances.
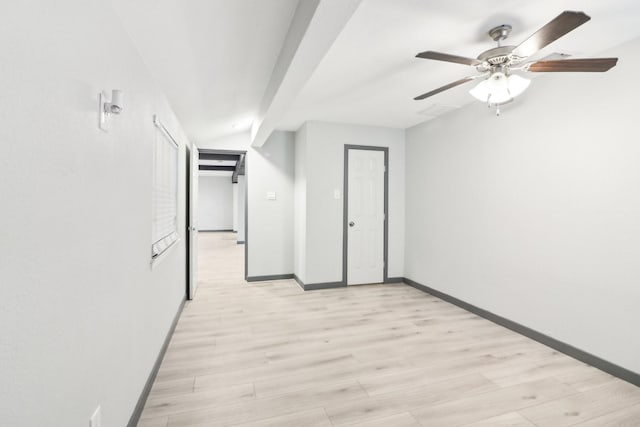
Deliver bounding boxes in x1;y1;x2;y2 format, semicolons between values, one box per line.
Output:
417;103;460;120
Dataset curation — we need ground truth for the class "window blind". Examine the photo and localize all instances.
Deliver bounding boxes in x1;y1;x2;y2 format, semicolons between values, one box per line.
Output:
152;115;179;259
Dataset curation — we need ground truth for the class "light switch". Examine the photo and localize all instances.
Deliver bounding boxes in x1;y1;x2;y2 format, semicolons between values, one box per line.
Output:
334;189;341;199
266;191;276;200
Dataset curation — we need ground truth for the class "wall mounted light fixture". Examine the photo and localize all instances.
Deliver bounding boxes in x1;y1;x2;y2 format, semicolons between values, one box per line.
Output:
99;89;124;131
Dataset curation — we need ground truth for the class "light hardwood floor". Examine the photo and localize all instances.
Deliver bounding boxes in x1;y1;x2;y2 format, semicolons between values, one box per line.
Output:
138;232;640;426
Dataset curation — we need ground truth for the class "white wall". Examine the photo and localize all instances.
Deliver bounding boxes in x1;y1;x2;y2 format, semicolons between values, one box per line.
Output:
247;131;295;276
198;175;234;231
232;183;239;231
0;1;189;426
405;37;640;375
296;121;405;284
237;175;246;243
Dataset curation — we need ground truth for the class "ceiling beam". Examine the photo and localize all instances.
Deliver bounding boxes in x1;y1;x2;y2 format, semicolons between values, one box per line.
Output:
199;153;240;161
250;0;363;147
232;154;246;184
199;165;236;172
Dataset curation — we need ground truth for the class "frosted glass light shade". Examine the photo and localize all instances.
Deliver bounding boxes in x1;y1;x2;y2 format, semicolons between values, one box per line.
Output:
469;79;491;102
506;74;530;98
469;73;531;105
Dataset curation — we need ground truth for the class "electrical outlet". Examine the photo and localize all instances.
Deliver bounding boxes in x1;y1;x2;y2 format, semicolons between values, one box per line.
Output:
266;191;276;200
90;406;101;427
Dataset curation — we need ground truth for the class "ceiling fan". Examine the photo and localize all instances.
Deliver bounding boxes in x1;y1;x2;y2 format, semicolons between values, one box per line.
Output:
414;11;618;114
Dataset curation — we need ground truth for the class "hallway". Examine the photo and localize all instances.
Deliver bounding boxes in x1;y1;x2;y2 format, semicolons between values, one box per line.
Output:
138;233;640;426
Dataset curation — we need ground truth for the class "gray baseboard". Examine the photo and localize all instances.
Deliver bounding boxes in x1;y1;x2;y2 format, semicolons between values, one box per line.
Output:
293;275;402;290
246;274;294;282
245;274;344;291
127;296;186;427
304;281;346;291
403;277;640;388
293;274;305;290
237;241;245;245
293;274;346;291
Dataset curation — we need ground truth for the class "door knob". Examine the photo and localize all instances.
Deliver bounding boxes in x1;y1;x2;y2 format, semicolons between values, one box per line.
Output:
349;221;355;227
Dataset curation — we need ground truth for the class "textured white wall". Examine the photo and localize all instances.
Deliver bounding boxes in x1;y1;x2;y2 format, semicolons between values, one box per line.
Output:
405;37;640;375
198;175;234;231
298;121;405;284
0;1;188;426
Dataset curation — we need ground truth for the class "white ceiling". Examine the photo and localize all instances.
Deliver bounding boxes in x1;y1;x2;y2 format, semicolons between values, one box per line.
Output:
111;0;300;143
113;0;640;141
278;0;640;131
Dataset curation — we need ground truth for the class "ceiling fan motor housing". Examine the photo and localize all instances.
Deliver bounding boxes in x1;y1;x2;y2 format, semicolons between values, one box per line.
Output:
477;46;516;66
479;25;518;70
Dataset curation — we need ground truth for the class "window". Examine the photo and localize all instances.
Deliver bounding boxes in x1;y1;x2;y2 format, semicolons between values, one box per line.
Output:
152;115;179;259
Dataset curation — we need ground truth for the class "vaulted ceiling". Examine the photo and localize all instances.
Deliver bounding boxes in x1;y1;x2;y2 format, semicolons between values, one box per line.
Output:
113;0;640;144
111;0;300;143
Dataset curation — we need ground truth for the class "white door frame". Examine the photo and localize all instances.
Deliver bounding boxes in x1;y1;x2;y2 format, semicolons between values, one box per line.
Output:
186;148;249;300
187;143;199;299
343;145;389;285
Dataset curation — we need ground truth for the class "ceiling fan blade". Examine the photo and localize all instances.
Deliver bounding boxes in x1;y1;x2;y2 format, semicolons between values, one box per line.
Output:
512;11;591;58
528;57;618;72
414;76;476;100
416;51;481;66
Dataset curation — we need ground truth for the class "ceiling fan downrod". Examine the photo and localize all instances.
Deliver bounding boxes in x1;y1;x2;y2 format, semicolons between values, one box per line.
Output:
488;24;512;47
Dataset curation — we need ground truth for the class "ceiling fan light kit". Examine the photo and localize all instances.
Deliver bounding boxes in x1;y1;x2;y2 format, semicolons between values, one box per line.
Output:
468;72;530;105
413;11;619;116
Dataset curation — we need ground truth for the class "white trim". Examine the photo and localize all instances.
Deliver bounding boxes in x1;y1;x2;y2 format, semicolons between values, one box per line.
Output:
151;114;180;262
153;114;179;148
150;237;181;269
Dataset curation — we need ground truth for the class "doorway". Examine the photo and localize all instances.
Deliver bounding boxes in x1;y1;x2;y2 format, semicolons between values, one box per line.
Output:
187;148;247;300
343;145;388;285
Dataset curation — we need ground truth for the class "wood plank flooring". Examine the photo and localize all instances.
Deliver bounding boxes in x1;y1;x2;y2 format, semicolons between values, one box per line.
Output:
138;232;640;426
